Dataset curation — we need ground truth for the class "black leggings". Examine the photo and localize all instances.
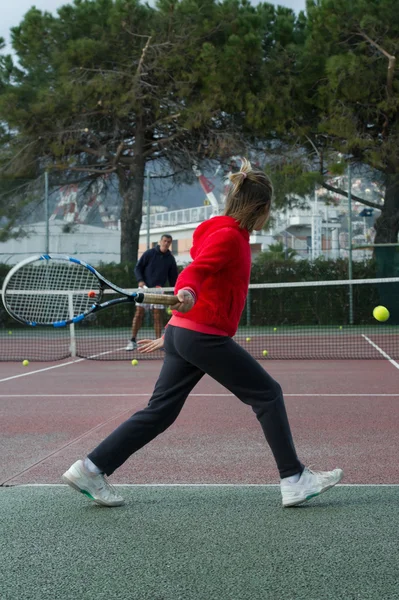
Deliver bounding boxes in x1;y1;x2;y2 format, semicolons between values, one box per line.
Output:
88;325;304;478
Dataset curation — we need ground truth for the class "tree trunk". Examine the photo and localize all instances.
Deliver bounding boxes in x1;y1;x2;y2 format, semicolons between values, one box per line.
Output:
119;123;146;266
374;173;399;244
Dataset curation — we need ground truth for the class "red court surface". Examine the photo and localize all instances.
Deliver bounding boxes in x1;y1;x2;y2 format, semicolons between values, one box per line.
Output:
1;358;398;486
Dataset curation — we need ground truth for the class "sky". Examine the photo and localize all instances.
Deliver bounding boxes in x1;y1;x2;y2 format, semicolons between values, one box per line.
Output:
1;0;306;52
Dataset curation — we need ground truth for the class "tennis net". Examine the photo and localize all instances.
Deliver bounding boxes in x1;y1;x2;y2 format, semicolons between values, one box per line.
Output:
1;277;398;361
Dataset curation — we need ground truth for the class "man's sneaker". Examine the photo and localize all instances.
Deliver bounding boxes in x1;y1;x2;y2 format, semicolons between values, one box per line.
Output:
62;460;124;507
281;466;343;507
125;340;137;351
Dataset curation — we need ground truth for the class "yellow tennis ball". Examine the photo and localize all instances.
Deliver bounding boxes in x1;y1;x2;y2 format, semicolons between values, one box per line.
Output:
8;330;12;335
373;306;390;322
131;359;138;366
339;326;343;330
262;350;268;357
22;360;29;367
246;337;251;342
273;327;277;332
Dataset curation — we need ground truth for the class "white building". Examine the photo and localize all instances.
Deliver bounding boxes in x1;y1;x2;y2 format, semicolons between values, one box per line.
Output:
0;221;120;266
0;195;354;267
0;204;274;266
139;205;274;263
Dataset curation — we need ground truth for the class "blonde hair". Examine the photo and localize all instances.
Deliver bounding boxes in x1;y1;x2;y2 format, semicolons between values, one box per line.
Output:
224;158;273;231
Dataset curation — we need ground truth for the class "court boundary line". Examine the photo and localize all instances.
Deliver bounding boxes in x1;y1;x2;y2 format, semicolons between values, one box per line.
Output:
3;483;399;488
362;335;399;371
0;404;142;487
0;358;85;382
1;393;399;398
3;344;399;383
0;347;127;383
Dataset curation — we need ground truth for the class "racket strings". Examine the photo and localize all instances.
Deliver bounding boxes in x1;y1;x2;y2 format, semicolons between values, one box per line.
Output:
4;259;100;324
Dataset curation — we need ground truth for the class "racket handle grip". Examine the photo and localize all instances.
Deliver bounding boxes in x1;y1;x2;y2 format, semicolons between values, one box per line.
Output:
135;292;180;306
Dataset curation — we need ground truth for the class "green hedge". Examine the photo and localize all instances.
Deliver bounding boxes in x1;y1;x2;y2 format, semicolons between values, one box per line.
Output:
250;255;377;284
248;256;398;325
244;280;398;326
1;257;398;329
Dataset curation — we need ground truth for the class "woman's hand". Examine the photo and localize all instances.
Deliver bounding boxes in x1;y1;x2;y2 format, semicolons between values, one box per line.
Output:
172;289;195;314
137;337;164;354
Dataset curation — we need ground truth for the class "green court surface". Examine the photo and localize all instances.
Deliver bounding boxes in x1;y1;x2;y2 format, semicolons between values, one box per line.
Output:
1;485;398;600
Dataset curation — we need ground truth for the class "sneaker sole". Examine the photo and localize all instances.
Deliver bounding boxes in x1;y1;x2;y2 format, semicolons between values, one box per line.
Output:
283;472;344;508
62;474;124;507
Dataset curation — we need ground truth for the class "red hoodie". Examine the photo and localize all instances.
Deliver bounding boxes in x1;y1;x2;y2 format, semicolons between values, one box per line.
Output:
169;216;251;337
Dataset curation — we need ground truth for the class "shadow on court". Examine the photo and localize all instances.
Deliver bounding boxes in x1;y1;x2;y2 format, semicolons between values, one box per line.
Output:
1;485;398;600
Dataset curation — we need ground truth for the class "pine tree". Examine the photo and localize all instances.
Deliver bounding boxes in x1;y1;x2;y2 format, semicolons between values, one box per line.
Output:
261;0;399;245
0;0;275;264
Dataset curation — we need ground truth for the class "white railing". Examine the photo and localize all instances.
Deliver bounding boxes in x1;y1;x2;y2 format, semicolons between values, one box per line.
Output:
140;205;341;233
141;205;214;230
272;208;340;233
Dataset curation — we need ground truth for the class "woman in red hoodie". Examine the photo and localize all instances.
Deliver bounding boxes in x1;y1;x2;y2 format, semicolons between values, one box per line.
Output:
63;159;343;508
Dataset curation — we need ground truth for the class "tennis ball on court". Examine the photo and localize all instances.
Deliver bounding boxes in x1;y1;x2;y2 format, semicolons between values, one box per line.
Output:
8;330;12;335
246;337;251;342
263;350;268;357
88;290;96;298
131;359;138;366
22;360;29;367
373;306;390;322
273;327;277;332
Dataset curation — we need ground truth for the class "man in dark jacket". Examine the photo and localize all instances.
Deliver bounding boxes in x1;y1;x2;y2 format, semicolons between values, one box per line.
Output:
126;234;178;350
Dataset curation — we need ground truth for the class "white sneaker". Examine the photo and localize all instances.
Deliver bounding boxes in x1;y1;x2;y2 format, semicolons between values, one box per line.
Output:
125;340;137;351
62;460;125;507
281;467;343;507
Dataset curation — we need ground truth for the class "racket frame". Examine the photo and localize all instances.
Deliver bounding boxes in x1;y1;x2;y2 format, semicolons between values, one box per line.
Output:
2;254;179;327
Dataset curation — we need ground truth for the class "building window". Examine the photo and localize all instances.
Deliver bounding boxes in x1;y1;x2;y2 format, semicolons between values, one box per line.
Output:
172;239;178;255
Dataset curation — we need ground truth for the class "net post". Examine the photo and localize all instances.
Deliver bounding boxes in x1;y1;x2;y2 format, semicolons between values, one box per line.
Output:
146;170;151;250
44;171;50;254
347;164;354;325
68;292;77;358
246;289;251;327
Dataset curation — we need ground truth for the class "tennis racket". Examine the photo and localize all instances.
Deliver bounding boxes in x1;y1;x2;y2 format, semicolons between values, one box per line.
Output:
2;254;179;327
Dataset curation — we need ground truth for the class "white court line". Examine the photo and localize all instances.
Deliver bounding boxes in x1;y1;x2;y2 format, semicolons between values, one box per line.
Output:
0;358;86;382
1;393;399;398
5;483;399;488
0;347;127;383
0;403;139;487
2;341;398;384
362;335;399;371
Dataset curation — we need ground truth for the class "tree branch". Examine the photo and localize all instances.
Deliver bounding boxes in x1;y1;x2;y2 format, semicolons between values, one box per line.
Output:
321;182;382;210
145;112;181;131
358;30;396;95
119;156;135;165
56;165;117;175
0;139;39;174
113;142;125;165
77;145;110;159
137;36;152;78
304;134;321;158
